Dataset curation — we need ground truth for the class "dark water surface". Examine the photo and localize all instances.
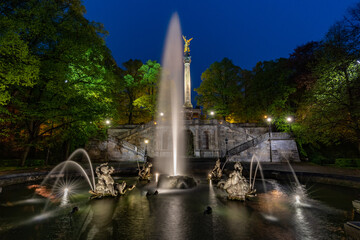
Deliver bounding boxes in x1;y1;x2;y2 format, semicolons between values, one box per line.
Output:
0;177;359;240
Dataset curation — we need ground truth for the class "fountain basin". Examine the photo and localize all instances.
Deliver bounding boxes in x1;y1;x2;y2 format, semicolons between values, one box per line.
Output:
157;174;198;189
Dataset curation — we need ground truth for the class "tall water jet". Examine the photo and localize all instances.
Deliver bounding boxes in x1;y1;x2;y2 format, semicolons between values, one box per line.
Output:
156;13;185;176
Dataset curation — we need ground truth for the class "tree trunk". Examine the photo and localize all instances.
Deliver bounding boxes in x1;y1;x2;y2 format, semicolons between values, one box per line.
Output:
128;109;133;124
45;148;50;166
20;145;31;167
64;141;71;160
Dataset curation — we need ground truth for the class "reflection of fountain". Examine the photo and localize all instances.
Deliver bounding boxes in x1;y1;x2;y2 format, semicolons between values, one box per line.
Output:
155;13;197;189
218;162;256;201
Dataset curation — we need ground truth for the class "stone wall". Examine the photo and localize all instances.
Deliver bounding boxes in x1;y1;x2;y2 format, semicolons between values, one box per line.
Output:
86;120;300;162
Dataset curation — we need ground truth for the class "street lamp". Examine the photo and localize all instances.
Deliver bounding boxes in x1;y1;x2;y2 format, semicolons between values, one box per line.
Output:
160;112;164;117
105;120;110;125
266;117;272;162
225;137;228;158
144;139;149;162
286;116;293;133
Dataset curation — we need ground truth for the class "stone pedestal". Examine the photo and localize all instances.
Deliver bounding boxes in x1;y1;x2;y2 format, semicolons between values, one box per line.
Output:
184;107;201;120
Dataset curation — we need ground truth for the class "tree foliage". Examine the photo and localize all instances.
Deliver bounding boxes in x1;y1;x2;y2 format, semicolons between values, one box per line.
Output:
114;59;160;124
195;58;243;120
0;0;116;165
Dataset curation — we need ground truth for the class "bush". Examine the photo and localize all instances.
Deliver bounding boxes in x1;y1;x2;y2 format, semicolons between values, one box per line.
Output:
27;159;45;167
310;153;333;165
0;159;20;167
335;158;360;168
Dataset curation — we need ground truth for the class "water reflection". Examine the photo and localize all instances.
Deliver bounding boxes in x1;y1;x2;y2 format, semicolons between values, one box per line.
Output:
80;198;117;239
0;178;358;240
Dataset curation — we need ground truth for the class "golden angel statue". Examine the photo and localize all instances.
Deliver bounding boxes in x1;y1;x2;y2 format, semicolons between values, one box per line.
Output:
182;35;193;53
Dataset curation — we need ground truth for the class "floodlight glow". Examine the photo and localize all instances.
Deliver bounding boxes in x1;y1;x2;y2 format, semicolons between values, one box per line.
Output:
210;111;215;116
160;112;164;116
267;117;272;122
286;117;292;122
105;120;110;124
144;139;149;144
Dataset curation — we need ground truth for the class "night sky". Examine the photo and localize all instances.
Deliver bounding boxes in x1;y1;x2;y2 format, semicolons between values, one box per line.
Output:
83;0;359;106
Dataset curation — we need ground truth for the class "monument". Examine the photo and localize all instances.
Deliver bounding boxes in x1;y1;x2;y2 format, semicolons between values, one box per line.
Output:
182;36;201;120
89;35;300;162
183;35;193;109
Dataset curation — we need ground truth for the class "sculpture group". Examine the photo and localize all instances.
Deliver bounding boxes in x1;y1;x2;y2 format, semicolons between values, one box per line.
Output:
89;163;135;199
210;160;256;201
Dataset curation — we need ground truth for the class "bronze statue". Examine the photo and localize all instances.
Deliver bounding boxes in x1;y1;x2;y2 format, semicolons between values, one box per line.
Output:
217;162;256;201
138;162;153;181
89;163;135;199
208;159;222;181
182;35;193;53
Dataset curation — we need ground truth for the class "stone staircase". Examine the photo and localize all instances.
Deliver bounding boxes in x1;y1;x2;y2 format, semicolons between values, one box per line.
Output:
108;135;146;157
226;132;292;157
226;133;269;157
116;121;156;140
119;139;145;157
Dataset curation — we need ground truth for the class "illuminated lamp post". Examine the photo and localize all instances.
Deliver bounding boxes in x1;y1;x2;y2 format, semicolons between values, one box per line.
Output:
144;139;149;162
286;116;293;133
267;117;272;162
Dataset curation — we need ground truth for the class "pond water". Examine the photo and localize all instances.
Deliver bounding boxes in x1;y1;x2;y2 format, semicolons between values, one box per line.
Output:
0;177;358;240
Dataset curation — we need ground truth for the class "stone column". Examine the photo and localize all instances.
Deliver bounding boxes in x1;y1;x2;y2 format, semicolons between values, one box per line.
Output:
214;125;219;157
194;127;199;157
184;55;193;108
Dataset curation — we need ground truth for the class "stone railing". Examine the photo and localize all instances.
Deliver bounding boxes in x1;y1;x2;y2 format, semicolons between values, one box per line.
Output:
120;140;145;156
226;133;269;157
270;132;291;140
226;132;292;157
117;121;156;139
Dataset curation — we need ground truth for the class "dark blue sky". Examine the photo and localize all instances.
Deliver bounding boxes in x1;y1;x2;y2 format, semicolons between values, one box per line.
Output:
83;0;359;106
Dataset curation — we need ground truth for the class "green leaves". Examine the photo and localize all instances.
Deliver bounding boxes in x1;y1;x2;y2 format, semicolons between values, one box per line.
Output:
0;32;39;105
114;59;160;124
0;0;117;165
195;58;243;120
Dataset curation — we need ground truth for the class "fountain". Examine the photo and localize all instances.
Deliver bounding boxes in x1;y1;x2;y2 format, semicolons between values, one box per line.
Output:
155;13;197;189
39;149;134;203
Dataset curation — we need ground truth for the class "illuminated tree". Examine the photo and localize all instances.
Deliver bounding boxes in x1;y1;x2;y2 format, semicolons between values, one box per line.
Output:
196;58;243;120
0;0;116;165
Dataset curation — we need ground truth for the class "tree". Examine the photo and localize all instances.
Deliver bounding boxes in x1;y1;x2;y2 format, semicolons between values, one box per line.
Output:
0;0;116;165
133;60;161;119
299;36;360;154
114;59;161;124
0;32;39;106
195;58;243;120
117;59;143;124
244;58;296;122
